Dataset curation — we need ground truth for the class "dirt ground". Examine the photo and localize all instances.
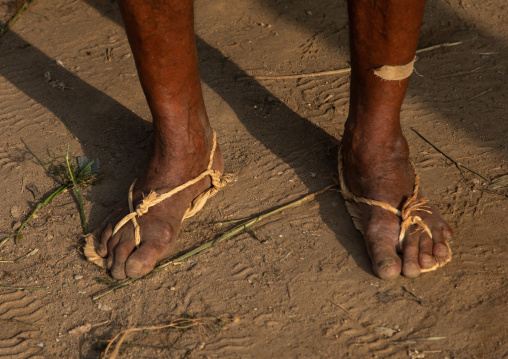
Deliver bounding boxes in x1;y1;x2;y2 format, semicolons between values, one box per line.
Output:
0;0;507;358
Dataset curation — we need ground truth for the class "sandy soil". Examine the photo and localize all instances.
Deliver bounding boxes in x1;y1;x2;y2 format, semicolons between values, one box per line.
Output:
0;0;507;358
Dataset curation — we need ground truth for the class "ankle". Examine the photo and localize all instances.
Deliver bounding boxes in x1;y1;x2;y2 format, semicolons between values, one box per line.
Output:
139;128;214;186
343;117;408;159
152;111;213;158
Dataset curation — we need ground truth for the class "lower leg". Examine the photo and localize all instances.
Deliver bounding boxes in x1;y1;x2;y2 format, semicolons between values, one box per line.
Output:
119;0;214;175
343;0;452;278
96;0;223;279
345;0;424;155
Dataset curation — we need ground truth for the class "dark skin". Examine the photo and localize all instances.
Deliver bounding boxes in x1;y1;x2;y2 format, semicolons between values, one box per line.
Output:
344;0;452;278
97;0;452;280
96;0;222;279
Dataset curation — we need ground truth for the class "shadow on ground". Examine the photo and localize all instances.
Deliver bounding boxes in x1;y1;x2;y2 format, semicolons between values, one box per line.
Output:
1;0;506;280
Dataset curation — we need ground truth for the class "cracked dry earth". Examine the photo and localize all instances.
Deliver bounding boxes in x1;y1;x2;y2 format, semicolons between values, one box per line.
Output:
0;0;507;358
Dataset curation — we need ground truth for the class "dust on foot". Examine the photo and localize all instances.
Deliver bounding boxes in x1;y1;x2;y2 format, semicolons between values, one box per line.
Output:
340;136;453;279
87;142;224;280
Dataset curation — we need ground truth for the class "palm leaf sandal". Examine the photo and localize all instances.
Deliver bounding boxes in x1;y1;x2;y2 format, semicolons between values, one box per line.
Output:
84;131;231;268
337;143;451;273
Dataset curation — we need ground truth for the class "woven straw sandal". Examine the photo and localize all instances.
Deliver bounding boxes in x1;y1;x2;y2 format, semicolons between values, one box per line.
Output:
338;143;451;273
84;131;231;268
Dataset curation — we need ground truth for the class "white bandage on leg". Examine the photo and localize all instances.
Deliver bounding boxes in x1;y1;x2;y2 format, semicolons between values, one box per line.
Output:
372;57;416;81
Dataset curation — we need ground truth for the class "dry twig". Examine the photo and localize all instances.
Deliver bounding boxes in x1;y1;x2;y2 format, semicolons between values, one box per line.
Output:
0;318;41;329
467;88;492;101
411;128;489;182
103;318;202;359
328;299;358;321
0;248;38;263
0;285;48;291
236;68;350;81
415;34;477;54
0;237;9;249
236;36;477;82
390;336;446;345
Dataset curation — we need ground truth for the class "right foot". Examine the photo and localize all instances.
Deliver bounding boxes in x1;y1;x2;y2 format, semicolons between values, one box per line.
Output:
94;128;224;279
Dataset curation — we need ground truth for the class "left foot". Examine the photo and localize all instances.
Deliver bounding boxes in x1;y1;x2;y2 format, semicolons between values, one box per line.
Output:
340;122;453;279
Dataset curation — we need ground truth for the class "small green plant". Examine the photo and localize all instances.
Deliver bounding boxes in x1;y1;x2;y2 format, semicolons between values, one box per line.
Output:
15;147;100;243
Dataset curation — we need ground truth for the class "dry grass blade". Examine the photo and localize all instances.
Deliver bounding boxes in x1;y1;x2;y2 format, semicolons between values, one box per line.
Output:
0;285;48;291
390;336;446;345
411;127;489;182
103;318;202;359
92;184;336;300
0;237;9;249
487;174;508;190
0;248;38;263
328;299;358;321
467;88;492;101
98;340;171;350
402;285;428;306
0;318;41;329
236;37;476;82
236;68;351;81
432;65;484;80
415;33;477;54
374;327;397;337
211;217;252;227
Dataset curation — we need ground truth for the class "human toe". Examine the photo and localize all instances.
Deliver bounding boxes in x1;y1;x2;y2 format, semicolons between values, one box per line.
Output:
432;229;452;266
97;223;113;257
124;244;162;278
366;234;402;279
401;234;422;278
418;233;438;270
110;239;136;279
106;233;121;270
374;256;402;279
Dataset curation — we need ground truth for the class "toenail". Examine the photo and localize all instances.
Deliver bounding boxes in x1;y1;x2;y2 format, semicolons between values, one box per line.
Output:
377;258;397;269
127;260;143;274
421;254;434;263
435;243;450;255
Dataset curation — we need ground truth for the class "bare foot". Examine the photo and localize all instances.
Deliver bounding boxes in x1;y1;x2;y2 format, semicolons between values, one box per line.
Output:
341;123;453;279
95;129;224;279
